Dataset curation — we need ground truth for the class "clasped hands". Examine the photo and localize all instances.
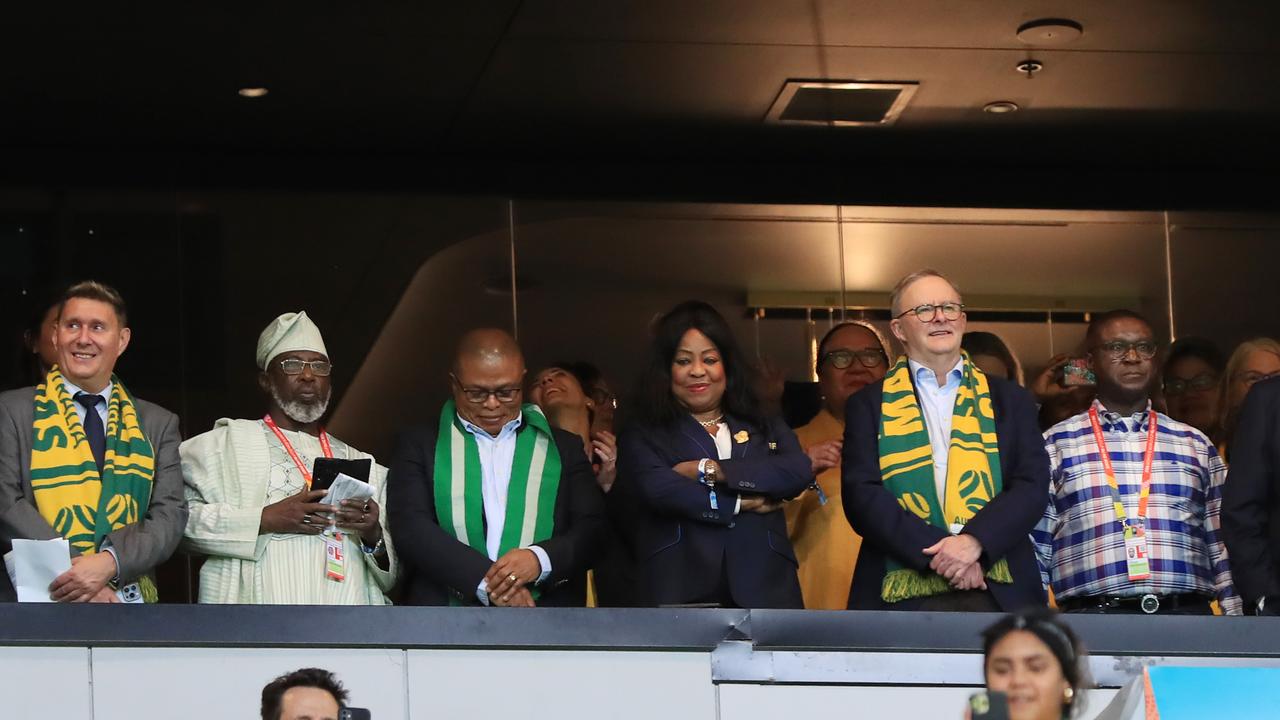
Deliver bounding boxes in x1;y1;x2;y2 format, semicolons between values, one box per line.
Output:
923;534;986;591
671;460;783;514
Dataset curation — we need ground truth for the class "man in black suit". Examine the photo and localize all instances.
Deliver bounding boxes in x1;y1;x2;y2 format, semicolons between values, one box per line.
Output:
842;269;1049;611
1222;376;1280;616
387;328;606;606
0;281;186;603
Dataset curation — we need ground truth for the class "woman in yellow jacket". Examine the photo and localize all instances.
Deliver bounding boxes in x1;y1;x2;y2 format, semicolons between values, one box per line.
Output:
786;321;890;609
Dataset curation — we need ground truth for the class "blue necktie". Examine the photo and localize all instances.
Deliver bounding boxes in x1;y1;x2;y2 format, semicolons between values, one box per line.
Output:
75;393;106;473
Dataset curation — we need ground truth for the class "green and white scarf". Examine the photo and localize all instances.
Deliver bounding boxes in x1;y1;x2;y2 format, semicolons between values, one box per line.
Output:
877;351;1012;603
433;400;561;599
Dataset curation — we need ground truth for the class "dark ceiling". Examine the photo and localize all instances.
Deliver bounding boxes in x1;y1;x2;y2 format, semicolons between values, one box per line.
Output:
4;2;1280;206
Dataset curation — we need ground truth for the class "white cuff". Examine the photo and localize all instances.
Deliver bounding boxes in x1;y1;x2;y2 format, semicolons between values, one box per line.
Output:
101;542;121;583
528;545;552;584
476;578;491;606
734;496;741;515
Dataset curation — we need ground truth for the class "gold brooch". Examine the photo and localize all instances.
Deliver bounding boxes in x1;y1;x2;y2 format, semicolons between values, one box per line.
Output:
734;430;749;444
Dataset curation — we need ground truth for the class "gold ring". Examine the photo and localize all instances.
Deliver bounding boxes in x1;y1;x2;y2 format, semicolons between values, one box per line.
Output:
508;573;518;583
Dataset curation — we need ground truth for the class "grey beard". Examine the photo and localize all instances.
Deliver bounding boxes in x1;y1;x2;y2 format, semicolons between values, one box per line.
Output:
270;386;330;425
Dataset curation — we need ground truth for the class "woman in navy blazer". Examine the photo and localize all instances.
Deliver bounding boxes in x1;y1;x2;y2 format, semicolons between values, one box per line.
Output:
616;301;811;608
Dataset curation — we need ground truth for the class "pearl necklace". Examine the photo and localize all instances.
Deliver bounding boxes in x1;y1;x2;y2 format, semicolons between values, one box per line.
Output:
696;415;724;429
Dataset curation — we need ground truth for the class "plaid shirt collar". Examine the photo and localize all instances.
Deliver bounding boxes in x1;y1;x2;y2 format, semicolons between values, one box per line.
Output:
1091;397;1154;432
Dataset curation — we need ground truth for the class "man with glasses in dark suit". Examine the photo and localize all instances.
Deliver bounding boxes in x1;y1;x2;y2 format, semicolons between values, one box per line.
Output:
387;328;605;606
842;269;1049;612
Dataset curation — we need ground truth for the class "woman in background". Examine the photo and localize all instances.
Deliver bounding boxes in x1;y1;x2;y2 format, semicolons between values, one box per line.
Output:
1217;337;1280;459
962;330;1024;385
1163;337;1225;439
786;320;889;609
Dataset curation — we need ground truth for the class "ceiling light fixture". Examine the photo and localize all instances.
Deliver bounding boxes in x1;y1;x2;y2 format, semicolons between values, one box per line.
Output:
1016;18;1084;46
983;101;1020;114
237;87;269;98
1016;60;1044;78
765;80;919;126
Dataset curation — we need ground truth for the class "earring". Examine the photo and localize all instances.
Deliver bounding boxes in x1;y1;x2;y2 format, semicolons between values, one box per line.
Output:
1063;687;1075;704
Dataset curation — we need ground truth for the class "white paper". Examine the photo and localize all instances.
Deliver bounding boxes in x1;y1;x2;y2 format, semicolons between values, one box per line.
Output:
320;472;376;507
4;538;72;602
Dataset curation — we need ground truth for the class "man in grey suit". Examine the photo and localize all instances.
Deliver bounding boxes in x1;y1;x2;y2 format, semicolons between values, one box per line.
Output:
0;281;186;602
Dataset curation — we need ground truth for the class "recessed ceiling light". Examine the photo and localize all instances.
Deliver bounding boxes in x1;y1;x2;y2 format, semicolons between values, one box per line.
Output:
238;87;269;98
1016;18;1084;46
983;101;1020;114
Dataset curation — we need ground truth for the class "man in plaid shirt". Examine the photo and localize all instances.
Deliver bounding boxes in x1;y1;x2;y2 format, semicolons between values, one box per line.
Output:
1033;309;1241;615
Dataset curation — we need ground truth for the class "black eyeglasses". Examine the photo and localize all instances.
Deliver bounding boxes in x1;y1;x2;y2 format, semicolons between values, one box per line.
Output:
820;348;887;370
896;302;964;322
451;374;521;404
1094;341;1159;362
278;359;332;376
1164;373;1218;396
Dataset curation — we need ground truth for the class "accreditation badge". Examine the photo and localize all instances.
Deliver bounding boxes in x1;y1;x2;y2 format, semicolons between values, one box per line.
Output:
323;532;347;582
1124;522;1151;581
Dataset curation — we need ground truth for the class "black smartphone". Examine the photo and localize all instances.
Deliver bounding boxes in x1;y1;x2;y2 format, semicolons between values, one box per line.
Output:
311;457;372;493
969;690;1010;720
339;708;371;720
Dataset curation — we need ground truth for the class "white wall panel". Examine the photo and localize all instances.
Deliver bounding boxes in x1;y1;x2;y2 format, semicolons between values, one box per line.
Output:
91;647;407;720
406;650;714;720
719;683;1120;720
0;647;92;720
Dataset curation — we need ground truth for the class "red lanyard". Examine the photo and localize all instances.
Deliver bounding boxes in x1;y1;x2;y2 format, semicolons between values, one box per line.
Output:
1087;406;1157;526
262;414;333;488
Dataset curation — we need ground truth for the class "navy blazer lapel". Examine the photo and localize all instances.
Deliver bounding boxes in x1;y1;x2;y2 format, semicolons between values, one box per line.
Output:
677;415;719;460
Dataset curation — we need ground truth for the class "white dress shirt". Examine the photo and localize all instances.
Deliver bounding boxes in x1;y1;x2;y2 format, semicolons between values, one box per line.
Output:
908;357;964;513
59;377;113;427
458;412;553;604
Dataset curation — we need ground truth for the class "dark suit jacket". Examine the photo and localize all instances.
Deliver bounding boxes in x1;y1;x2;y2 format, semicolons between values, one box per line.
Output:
1222;376;1280;610
386;419;606;606
0;386;188;602
841;374;1049;611
616;414;810;608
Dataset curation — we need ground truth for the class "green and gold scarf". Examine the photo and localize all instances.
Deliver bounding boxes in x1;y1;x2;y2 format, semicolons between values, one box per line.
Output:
877;351;1012;603
30;366;158;602
433;400;561;601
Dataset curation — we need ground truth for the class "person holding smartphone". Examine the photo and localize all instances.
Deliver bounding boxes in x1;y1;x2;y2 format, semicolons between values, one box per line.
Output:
967;609;1088;720
180;312;395;604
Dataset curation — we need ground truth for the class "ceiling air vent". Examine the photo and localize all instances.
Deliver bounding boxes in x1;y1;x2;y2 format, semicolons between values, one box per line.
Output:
766;81;918;127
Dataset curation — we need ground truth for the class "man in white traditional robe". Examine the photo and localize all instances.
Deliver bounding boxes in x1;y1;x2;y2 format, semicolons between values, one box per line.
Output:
179;311;395;604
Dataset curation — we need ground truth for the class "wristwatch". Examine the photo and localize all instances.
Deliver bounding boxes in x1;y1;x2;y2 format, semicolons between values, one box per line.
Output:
703;460;719;487
360;535;386;555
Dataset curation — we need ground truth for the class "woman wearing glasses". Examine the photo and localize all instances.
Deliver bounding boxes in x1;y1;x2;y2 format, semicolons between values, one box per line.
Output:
616;300;811;608
1162;337;1225;439
1216;337;1280;459
784;321;890;609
